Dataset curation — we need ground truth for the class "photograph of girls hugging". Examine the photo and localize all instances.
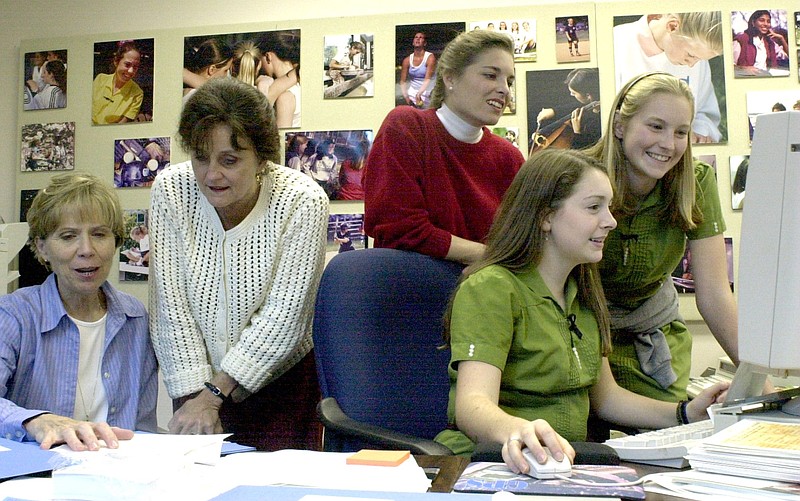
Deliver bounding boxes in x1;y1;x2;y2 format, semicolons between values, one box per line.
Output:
183;29;301;128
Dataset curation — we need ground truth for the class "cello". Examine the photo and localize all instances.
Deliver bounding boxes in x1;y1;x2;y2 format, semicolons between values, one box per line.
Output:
529;100;600;156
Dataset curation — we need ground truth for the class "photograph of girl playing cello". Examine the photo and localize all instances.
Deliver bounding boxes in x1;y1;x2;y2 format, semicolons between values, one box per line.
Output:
527;68;601;155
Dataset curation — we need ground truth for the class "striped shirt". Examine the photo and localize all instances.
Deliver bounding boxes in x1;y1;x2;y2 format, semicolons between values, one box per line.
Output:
0;274;157;442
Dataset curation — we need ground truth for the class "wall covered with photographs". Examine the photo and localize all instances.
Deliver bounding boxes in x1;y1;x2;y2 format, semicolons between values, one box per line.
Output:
14;1;800;321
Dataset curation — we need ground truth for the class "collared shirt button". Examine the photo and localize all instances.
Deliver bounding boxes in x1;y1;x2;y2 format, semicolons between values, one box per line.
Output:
109;407;116;414
104;372;111;379
16;430;24;437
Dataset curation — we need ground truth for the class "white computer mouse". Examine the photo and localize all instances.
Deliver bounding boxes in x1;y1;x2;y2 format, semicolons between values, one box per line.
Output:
521;448;572;479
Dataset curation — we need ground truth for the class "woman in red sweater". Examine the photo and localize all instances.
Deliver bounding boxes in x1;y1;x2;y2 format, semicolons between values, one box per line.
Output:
364;30;523;265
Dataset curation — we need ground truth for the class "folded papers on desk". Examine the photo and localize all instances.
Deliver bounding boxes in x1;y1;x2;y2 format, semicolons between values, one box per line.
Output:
50;433;230;501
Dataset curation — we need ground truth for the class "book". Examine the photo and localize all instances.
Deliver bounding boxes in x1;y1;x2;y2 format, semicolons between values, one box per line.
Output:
346;449;411;466
454;462;644;500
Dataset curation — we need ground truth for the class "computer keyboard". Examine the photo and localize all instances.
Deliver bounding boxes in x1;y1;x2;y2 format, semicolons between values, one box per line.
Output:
604;419;715;469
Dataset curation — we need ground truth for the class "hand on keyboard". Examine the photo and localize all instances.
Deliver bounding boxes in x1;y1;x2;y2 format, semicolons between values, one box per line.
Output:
604;420;715;468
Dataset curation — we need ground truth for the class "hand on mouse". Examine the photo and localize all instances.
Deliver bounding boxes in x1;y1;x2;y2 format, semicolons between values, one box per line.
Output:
501;419;574;474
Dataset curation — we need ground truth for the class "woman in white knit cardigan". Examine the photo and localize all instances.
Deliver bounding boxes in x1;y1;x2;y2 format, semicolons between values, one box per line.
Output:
149;77;329;450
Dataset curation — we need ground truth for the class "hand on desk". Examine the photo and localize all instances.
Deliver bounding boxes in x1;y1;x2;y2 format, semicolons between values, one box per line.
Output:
23;413;132;451
169;391;223;435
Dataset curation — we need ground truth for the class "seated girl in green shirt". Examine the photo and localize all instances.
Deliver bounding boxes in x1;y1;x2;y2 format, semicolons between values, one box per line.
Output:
434;148;728;475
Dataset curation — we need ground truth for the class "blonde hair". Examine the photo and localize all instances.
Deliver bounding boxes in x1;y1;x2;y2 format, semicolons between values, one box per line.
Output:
232;41;261;86
585;72;700;230
27;172;125;265
672;12;723;55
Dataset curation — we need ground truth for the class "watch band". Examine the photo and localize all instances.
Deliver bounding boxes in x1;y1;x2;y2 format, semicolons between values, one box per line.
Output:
204;381;229;401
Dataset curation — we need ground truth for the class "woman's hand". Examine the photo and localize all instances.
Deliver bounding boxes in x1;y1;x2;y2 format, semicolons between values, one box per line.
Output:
686;381;730;422
23;413;133;451
571;107;584;134
692;132;713;143
168;391;224;435
500;419;574;474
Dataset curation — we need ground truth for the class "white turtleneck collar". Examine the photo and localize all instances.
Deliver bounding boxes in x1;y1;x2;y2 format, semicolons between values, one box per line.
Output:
436;103;484;144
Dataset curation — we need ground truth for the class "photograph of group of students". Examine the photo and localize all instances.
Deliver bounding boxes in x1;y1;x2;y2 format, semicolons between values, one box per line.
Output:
468;18;537;62
20;122;74;172
183;29;301;127
23;49;67;111
284;129;373;200
323;34;374;99
92;39;154;125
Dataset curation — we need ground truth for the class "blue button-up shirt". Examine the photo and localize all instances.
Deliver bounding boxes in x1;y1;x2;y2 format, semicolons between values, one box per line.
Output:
0;274;158;441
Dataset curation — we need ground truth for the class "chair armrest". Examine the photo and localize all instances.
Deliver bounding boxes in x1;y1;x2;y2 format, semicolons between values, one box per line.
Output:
317;397;453;456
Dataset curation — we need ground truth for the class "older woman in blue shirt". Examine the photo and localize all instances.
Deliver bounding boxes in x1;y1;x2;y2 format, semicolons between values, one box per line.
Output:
0;172;157;451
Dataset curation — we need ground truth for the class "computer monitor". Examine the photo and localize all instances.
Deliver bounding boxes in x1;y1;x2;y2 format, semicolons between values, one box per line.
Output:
729;111;800;412
1;222;29;295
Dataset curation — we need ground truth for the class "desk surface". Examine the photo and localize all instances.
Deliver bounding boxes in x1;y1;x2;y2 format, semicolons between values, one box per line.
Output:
414;455;469;493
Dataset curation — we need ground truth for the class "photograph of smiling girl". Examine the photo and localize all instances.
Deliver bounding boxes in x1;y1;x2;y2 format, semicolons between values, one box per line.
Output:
395;22;463;108
92;38;154;125
731;10;790;78
612;12;727;144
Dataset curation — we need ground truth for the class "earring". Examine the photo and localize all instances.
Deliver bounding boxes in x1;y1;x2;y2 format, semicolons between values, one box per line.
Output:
449;86;453;90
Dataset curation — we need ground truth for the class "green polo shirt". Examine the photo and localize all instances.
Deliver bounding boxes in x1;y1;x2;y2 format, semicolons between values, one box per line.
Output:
600;160;725;309
434;265;602;455
599;161;726;401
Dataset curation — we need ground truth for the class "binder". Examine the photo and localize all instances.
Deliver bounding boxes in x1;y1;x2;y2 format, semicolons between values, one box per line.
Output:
0;437;57;480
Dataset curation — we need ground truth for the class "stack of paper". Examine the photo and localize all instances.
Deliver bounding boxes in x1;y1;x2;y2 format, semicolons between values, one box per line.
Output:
687;418;800;483
645;469;800;500
50;433;230;501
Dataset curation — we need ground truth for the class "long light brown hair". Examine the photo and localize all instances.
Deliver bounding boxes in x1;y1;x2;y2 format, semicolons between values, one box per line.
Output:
443;149;612;355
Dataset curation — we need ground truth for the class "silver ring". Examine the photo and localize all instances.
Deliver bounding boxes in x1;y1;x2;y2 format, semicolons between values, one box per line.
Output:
508;436;524;447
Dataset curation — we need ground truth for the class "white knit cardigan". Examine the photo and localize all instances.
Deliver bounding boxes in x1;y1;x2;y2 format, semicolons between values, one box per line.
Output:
149;161;329;398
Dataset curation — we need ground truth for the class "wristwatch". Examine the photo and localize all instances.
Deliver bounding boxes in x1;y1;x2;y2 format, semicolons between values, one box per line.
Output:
204;381;229;402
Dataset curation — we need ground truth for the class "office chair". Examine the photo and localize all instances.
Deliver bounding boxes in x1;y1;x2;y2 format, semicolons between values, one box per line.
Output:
313;248;464;455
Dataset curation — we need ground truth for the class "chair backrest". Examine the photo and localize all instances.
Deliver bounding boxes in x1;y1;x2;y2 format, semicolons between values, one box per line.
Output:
313;248;463;451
